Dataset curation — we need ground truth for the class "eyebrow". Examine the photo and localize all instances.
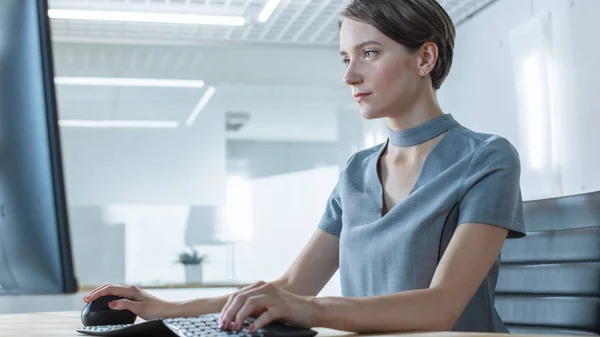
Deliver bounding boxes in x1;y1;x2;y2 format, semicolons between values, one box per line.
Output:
340;40;383;56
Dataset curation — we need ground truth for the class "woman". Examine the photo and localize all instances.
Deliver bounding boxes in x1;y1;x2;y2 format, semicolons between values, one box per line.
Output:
84;0;525;333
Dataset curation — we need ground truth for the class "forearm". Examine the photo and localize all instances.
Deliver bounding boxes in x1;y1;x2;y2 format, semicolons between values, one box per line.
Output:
275;275;324;297
171;294;228;317
313;288;456;333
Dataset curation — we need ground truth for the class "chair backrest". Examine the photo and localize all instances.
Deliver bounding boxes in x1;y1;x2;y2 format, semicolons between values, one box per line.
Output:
495;190;600;336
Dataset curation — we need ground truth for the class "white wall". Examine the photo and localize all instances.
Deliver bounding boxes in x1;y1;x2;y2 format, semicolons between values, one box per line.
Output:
56;84;345;144
59;113;226;206
227;140;338;178
438;0;600;200
66;205;236;286
546;0;600;195
216;86;344;142
100;166;343;291
57;87;229;285
235;166;342;297
68;207;126;285
336;103;388;169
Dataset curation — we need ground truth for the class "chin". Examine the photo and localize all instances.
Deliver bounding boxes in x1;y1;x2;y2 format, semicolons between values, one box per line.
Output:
359;106;385;120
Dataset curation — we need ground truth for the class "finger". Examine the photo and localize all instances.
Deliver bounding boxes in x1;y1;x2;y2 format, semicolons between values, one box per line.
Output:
86;285;139;303
219;294;235;329
221;282;269;330
221;282;264;318
220;282;259;320
109;299;141;314
84;284;111;302
248;310;280;333
234;295;270;331
220;281;266;328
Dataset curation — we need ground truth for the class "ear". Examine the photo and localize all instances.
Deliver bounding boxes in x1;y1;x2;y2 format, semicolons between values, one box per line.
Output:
417;42;438;76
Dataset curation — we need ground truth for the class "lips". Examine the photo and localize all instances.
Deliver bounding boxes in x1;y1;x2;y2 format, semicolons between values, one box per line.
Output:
354;93;371;102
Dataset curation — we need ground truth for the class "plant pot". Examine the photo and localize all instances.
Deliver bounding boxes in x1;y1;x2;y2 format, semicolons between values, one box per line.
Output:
184;265;203;284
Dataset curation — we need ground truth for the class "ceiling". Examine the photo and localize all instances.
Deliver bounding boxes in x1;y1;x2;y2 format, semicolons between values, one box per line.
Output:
49;0;498;46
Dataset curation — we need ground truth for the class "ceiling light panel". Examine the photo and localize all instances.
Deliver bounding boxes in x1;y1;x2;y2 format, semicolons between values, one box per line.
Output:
55;77;206;88
59;119;179;128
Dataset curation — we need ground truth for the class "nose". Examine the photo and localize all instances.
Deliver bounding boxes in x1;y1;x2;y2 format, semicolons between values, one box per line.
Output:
343;62;363;86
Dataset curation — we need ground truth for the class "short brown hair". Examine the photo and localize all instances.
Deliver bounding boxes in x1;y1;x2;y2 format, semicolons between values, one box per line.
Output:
340;0;456;90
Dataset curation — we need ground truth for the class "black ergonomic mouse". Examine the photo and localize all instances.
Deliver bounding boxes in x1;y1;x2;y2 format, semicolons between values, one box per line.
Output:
81;295;137;326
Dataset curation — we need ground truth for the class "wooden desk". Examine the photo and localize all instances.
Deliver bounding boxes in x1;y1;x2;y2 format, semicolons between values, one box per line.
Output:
0;311;573;337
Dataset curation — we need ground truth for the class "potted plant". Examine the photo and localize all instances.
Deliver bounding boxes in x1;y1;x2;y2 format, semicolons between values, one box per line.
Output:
175;248;208;284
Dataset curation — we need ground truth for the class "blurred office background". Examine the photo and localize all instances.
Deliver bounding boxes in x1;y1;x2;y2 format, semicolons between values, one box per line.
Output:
2;0;600;313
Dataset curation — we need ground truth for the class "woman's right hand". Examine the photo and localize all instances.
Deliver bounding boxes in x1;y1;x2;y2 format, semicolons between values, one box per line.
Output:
83;284;180;321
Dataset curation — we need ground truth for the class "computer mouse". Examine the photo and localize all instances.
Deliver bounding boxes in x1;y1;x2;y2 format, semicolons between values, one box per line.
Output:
81;295;137;326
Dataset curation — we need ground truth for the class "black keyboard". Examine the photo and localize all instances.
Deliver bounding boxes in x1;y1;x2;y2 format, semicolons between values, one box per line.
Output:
76;313;319;337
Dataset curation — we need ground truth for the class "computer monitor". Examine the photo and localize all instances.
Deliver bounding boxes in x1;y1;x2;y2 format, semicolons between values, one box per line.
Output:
0;0;78;294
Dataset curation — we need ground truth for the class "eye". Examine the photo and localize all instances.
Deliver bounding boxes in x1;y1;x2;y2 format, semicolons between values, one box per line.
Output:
364;50;378;58
342;58;350;66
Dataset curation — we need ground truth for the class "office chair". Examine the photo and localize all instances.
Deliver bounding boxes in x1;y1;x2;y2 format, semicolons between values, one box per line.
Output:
495;190;600;335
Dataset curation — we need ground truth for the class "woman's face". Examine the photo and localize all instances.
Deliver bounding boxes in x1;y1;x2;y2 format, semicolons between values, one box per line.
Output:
339;18;424;120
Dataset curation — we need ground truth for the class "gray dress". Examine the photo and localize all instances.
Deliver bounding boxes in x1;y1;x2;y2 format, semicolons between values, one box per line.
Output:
317;113;525;333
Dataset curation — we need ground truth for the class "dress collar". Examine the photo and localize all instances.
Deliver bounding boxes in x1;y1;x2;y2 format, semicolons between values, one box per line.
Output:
388;114;458;147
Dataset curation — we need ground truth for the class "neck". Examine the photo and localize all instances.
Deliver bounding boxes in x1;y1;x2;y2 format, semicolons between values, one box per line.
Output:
386;88;443;132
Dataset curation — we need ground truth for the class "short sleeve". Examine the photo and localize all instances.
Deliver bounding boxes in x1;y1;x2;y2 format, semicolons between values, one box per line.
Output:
317;181;343;237
317;152;358;237
457;137;526;239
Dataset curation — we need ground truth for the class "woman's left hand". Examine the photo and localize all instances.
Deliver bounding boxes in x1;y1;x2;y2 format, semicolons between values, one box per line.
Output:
218;281;321;332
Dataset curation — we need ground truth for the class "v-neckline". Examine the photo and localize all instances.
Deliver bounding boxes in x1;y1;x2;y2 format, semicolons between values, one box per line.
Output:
374;132;449;218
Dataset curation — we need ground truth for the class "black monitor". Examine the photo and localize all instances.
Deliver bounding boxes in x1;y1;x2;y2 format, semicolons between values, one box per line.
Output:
0;0;78;294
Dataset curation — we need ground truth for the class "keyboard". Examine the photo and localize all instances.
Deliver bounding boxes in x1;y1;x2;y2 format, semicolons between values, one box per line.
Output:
76;313;319;337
